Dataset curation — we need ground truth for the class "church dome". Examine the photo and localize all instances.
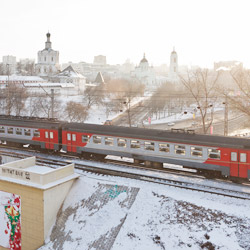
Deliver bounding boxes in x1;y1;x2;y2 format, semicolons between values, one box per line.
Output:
171;47;177;55
140;53;148;63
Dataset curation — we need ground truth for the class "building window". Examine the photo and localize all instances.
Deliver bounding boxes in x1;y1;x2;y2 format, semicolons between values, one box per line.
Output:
52;57;53;62
208;148;220;159
174;67;176;72
72;134;76;141
44;56;46;62
45;131;49;139
174;58;176;63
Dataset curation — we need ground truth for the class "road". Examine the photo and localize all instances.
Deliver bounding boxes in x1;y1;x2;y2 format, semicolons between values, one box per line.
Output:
111;104;249;136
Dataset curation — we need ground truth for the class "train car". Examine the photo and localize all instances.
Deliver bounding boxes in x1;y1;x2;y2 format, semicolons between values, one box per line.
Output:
62;123;250;180
0;116;62;151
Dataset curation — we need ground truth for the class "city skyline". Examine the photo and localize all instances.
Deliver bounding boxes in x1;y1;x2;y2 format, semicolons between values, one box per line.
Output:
1;0;250;68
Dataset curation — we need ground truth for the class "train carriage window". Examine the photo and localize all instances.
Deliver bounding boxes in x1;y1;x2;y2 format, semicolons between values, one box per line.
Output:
67;133;71;140
208;148;221;159
82;135;90;143
16;128;22;135
24;129;31;136
159;143;170;153
175;145;186;155
117;138;127;148
231;152;237;162
50;132;54;139
105;137;114;146
93;135;102;144
240;153;246;163
144;141;155;151
0;126;5;133
130;140;140;149
33;129;40;137
72;134;76;142
191;146;203;157
7;127;13;134
45;131;49;139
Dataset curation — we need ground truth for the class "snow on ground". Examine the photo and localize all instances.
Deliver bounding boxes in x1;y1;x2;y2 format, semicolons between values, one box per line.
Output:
39;171;250;250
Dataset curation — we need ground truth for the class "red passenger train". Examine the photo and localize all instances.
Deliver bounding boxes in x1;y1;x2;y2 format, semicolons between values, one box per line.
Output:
0;115;249;181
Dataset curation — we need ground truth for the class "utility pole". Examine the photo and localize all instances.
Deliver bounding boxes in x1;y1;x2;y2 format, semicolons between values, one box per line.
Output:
223;96;228;136
6;64;11;115
39;85;55;118
51;89;54;118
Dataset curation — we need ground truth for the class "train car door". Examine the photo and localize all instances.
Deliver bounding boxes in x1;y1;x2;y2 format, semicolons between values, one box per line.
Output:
45;130;54;150
230;151;238;177
66;132;77;153
230;150;248;178
238;150;248;178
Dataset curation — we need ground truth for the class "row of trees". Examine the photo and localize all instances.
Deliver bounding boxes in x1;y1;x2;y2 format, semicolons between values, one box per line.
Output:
0;68;249;131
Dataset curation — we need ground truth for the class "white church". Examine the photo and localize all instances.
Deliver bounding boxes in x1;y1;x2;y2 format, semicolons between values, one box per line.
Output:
131;53;157;89
35;32;60;78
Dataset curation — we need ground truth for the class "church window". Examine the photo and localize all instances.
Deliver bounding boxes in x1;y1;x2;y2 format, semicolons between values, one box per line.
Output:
44;68;47;73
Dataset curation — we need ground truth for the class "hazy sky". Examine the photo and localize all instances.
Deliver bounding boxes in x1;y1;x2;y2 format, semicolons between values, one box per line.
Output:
1;0;250;68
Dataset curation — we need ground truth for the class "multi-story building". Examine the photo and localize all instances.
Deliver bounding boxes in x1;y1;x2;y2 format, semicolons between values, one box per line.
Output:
2;55;16;75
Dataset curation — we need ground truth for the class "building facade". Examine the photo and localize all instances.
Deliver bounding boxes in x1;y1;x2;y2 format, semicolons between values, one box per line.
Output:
168;48;178;81
131;54;157;89
35;32;60;78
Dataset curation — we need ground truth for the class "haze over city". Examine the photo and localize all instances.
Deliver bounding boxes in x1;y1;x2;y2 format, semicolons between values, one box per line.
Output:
1;0;250;67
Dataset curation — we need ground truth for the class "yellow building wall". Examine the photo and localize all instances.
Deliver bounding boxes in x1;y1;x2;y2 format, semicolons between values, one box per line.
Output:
0;180;44;250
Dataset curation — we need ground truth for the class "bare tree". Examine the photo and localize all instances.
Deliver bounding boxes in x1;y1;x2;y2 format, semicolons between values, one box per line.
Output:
83;84;105;108
65;101;88;122
106;78;145;127
227;69;250;117
35;93;61;118
4;83;27;115
180;68;220;134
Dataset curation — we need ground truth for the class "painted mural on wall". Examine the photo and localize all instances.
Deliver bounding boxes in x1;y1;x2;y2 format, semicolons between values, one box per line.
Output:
0;191;21;250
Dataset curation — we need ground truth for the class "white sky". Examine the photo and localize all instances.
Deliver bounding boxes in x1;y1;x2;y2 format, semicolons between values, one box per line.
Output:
1;0;250;68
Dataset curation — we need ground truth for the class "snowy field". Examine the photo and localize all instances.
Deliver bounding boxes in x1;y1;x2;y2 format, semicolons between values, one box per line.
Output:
39;171;250;250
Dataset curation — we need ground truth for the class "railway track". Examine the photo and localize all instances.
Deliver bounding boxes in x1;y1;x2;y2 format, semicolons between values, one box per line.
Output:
1;147;250;201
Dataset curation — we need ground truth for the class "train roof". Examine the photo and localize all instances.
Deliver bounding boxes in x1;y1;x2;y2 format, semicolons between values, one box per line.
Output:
62;123;250;149
0;115;61;129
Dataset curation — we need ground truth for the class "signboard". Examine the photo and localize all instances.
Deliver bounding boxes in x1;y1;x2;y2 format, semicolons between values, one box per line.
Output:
0;191;21;250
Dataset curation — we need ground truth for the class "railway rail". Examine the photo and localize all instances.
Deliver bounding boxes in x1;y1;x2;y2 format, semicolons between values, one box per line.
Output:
1;147;250;201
